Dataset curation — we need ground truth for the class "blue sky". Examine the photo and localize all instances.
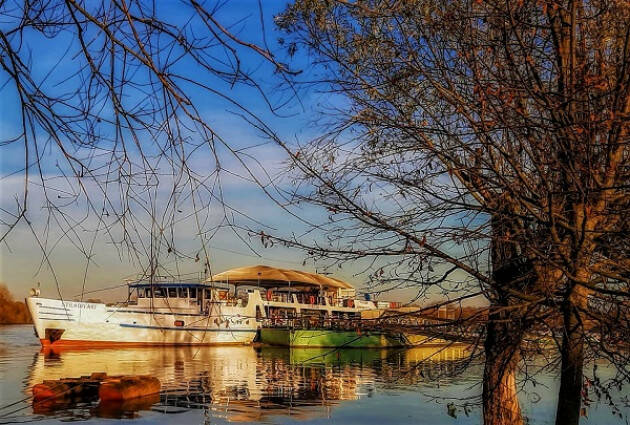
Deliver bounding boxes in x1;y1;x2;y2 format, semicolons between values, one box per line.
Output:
0;0;476;305
0;0;376;301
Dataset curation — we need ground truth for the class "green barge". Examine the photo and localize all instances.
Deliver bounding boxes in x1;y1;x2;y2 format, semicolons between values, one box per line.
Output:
210;265;445;349
260;327;439;348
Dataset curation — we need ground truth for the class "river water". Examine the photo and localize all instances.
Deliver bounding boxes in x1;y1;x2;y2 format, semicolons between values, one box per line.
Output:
0;325;626;424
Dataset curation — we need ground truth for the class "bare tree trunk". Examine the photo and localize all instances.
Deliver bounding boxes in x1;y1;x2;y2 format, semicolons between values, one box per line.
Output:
483;203;526;425
555;285;588;425
483;316;524;425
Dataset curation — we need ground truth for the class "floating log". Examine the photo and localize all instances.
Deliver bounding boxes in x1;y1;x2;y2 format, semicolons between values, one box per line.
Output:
99;376;161;402
33;382;75;402
32;375;104;402
32;373;160;405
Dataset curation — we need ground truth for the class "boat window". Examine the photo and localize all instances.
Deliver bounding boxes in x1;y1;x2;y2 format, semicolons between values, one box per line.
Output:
178;287;187;298
154;287;166;298
137;288;144;298
189;288;197;299
144;288;152;298
168;287;177;298
205;289;211;300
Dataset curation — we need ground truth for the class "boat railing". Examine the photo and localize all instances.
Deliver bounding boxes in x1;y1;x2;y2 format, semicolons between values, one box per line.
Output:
265;293;293;303
265;293;355;307
263;316;371;331
293;293;328;306
206;296;247;308
127;275;206;285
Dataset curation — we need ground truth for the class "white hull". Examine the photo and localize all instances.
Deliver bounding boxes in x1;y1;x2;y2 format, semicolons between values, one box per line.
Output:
26;295;263;347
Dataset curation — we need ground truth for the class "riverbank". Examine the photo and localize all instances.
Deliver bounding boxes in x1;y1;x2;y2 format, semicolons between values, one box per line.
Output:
0;285;31;324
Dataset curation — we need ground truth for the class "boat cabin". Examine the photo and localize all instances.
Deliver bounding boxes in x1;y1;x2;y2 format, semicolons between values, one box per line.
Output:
210;265;376;328
127;282;249;314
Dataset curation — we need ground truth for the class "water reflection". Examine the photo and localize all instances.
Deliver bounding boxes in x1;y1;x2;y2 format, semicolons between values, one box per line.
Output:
33;393;160;420
27;344;471;422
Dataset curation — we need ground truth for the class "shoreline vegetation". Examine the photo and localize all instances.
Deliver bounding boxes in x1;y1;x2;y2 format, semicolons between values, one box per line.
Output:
0;285;32;324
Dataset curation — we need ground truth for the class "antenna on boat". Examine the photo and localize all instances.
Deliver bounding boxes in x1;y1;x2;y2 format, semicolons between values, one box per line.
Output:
124;278;133;303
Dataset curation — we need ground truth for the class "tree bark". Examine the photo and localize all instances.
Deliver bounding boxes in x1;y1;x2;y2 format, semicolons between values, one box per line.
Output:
483;318;524;425
555;285;588;425
484;201;526;425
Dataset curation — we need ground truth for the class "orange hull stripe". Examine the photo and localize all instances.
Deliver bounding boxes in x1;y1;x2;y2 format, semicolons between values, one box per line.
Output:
39;339;248;348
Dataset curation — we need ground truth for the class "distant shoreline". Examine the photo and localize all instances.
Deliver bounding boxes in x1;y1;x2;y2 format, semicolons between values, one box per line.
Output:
0;284;33;324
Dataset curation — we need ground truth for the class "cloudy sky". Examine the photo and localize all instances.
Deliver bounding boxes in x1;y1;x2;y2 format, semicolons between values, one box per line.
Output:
0;0;472;305
0;1;361;300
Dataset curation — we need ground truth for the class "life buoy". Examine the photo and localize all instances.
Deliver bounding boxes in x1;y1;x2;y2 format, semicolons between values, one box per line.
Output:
309;295;315;305
266;289;273;301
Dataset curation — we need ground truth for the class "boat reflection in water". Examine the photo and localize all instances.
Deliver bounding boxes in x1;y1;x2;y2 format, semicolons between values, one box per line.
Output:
28;344;471;422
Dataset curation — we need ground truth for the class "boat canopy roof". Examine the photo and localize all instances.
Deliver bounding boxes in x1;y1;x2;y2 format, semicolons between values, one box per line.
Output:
208;265;354;290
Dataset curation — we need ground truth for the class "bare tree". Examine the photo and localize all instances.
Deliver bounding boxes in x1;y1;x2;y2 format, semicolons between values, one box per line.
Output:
270;1;630;424
0;0;294;296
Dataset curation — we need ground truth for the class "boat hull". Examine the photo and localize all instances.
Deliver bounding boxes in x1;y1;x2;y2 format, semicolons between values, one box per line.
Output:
261;328;423;348
27;297;259;347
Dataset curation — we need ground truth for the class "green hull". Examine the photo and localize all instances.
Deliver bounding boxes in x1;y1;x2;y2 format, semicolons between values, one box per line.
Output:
261;328;423;348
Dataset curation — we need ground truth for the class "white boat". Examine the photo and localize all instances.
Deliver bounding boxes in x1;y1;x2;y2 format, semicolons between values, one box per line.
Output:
26;281;265;347
26;265;379;348
210;265;377;326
